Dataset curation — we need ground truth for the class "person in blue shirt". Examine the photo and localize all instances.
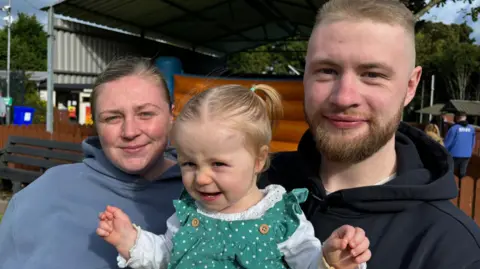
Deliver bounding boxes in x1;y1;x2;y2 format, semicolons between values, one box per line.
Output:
444;111;477;179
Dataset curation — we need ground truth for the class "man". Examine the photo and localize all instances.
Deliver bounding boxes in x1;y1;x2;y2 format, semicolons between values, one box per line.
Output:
259;0;480;268
444;111;476;179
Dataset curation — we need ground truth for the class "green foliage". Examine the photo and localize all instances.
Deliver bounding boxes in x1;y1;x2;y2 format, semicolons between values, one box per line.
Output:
0;13;47;71
433;42;480;100
0;13;47;123
416;21;480;100
227;39;307;75
23;79;47;124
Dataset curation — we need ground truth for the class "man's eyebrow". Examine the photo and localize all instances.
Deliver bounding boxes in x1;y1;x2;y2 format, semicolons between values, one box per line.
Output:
359;62;394;73
309;57;342;68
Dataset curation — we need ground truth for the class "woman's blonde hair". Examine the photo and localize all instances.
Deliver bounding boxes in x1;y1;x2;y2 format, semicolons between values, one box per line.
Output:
91;56;171;122
172;84;283;171
424;123;440;136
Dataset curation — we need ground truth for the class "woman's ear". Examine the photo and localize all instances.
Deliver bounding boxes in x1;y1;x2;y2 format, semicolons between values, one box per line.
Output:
254;145;269;174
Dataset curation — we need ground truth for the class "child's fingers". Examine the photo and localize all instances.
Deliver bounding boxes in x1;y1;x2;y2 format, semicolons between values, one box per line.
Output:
98;221;113;233
96;227;110;237
333;225;356;242
104;211;114;220
107;205;128;220
350;237;370;257
354;249;372;264
106;205;117;213
324;237;349;252
349;227;366;249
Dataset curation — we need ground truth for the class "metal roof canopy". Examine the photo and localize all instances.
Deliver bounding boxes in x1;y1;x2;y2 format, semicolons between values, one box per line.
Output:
42;0;322;56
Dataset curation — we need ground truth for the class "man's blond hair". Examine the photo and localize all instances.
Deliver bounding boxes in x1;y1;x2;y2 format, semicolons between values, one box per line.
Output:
315;0;415;35
314;0;416;65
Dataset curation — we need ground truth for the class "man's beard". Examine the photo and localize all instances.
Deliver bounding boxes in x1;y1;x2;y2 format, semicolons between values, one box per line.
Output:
305;105;402;164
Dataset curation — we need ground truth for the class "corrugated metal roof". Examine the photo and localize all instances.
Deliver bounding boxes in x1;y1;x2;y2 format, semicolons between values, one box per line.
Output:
450;100;480;116
0;70;48;82
417;100;480;117
416;103;445;115
52;18;226;85
43;0;320;55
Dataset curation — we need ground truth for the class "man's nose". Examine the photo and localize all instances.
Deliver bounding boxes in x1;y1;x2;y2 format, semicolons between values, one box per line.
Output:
329;72;361;109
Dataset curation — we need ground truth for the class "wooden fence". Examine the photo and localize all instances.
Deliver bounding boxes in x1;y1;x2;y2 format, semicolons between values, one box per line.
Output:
452;176;480;225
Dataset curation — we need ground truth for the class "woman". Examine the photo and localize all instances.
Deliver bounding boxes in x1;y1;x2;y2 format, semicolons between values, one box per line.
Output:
424;123;444;146
0;56;184;269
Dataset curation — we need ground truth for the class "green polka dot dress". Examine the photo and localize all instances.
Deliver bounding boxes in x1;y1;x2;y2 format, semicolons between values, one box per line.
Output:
167;186;309;269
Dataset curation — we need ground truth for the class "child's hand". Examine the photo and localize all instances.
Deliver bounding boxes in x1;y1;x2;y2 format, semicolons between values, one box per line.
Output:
322;225;371;269
96;205;138;259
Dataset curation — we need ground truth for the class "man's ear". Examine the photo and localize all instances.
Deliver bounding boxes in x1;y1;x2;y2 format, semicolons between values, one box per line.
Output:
404;66;422;106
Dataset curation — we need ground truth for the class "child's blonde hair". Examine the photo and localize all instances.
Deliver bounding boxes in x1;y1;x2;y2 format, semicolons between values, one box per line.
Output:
172;84;283;171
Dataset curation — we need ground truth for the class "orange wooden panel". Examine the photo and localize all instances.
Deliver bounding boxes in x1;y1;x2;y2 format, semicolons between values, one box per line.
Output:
459;176;475;217
451;176;459;207
270;140;298;152
273;120;309;144
174;75;304;101
475;178;480;226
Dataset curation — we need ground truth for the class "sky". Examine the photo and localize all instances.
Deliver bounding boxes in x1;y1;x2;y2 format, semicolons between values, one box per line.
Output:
0;0;478;43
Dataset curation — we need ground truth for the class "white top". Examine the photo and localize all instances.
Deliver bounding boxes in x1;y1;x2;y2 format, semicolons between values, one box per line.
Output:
117;184;367;269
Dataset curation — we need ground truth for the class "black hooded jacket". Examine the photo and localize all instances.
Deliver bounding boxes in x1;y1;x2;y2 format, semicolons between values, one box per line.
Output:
259;122;480;269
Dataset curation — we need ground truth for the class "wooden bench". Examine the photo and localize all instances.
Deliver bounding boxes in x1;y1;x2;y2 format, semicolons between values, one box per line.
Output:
0;136;84;193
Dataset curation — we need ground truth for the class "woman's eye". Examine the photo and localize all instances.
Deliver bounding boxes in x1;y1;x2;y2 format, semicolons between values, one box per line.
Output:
104;116;121;123
139;112;155;119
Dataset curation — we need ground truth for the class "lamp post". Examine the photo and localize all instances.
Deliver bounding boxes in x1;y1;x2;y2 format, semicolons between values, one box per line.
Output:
2;0;12;125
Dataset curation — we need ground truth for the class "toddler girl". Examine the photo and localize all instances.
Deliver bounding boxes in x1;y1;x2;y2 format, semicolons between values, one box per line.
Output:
97;84;371;269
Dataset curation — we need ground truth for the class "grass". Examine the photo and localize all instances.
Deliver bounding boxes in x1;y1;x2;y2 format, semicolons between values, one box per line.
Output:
0;214;2;222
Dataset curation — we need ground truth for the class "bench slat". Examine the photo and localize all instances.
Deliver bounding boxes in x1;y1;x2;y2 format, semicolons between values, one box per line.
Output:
6;146;83;162
3;154;67;169
8;136;83;152
0;166;42;183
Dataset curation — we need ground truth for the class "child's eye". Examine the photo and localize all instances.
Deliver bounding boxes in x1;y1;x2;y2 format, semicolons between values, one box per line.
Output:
181;162;195;167
212;162;227;167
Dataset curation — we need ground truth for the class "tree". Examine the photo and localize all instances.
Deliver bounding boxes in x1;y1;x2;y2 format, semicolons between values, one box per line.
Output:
415;21;480;101
415;22;475;68
0;13;48;123
410;0;480;21
434;43;480;100
0;13;47;71
227;39;306;75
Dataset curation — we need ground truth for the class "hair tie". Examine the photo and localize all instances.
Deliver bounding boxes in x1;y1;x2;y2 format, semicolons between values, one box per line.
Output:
250;86;256;92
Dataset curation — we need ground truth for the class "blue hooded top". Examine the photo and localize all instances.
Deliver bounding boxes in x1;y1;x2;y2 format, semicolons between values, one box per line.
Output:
0;136;184;269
